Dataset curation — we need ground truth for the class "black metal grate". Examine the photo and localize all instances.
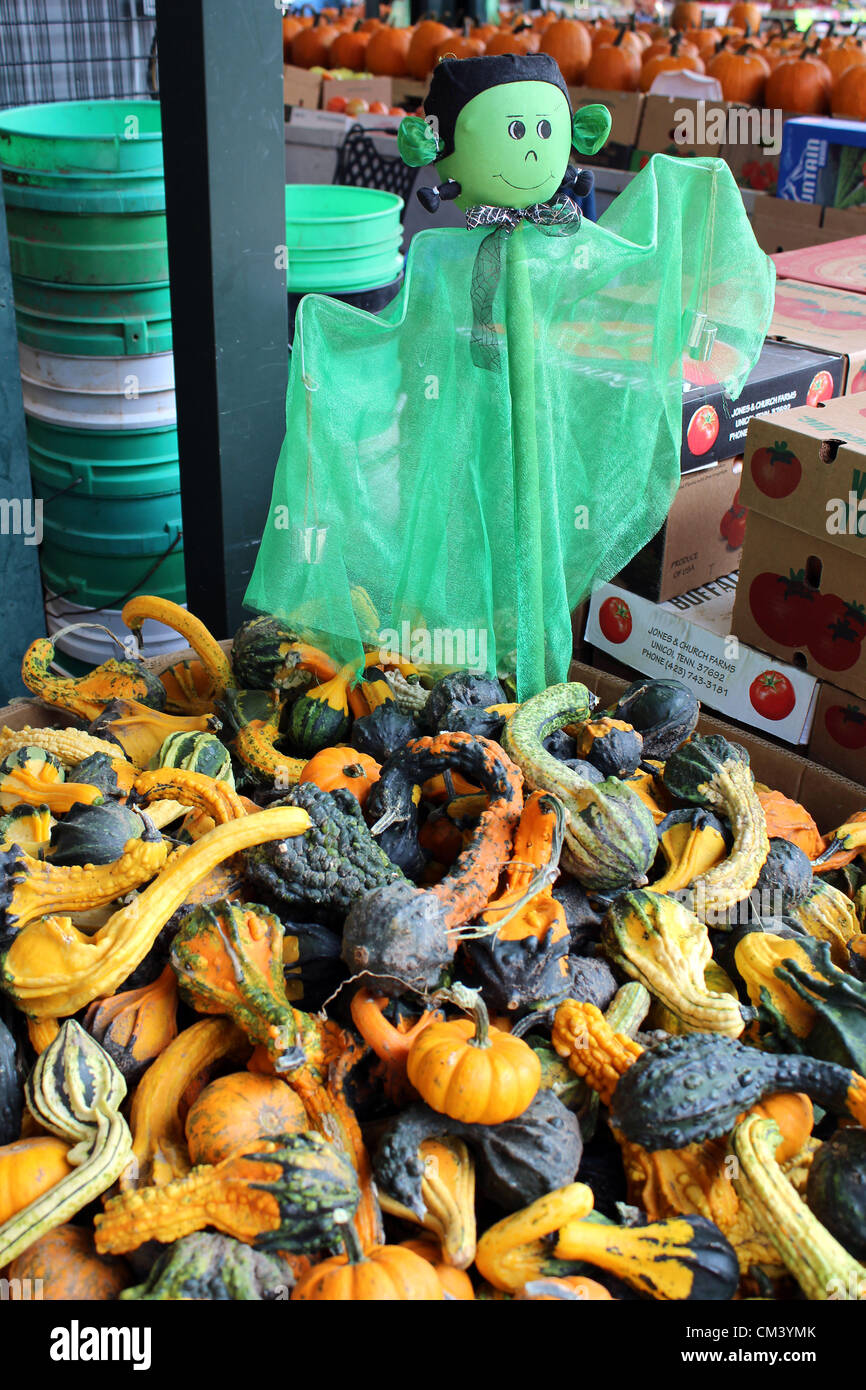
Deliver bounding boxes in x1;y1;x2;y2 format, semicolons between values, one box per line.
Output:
0;0;158;110
334;123;417;208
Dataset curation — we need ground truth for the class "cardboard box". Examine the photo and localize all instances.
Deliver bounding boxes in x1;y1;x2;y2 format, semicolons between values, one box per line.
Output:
752;198;829;256
629;94;729;170
570;88;644;170
769;278;866;396
772;234;866;296
809;680;866;784
389;75;429;112
681;338;846;473
572;657;866;812
283;64;323;110
722;106;794;198
778;116;866;210
615;456;745;602
733;393;866;700
319;76;393;112
586;573;819;744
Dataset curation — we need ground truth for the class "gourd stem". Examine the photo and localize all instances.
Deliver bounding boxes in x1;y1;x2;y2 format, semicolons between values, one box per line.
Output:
437;981;491;1049
339;1217;367;1265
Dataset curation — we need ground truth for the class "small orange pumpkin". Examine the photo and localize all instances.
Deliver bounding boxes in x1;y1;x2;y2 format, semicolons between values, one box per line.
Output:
401;1239;476;1299
833;63;866;120
185;1071;308;1166
298;746;381;805
539;18;592;83
292;1222;443;1300
517;1275;614;1300
406;984;541;1125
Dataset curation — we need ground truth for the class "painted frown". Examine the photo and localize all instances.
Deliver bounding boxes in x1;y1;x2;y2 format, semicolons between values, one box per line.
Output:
436;81;574;211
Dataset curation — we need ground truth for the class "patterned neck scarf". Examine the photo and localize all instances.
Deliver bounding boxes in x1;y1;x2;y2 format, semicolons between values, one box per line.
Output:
465;197;583;371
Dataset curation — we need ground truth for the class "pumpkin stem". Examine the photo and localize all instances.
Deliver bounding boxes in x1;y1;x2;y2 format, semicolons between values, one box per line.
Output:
338;1215;366;1265
436;981;491;1049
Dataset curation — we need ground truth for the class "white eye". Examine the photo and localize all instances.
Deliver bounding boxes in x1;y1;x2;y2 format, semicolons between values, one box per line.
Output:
508;119;526;139
537;119;552;139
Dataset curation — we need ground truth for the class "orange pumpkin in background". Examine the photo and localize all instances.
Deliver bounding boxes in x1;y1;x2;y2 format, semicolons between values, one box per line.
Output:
766;51;833;114
833;62;866;119
671;1;703;32
291;21;340;69
708;46;770;102
406;19;452;77
539;18;592;83
329;26;372;72
728;3;763;33
585;30;642;93
366;24;412;76
433;31;486;64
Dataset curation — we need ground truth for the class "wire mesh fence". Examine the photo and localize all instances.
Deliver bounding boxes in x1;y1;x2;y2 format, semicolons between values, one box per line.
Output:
0;0;158;109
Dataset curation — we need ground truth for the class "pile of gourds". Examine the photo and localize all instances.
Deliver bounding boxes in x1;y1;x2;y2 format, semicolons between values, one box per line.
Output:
2;594;866;1300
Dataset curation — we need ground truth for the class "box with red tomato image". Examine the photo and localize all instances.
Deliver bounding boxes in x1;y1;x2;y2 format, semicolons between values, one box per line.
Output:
734;393;866;702
587;573;819;744
770;278;866;397
615;455;746;603
680;338;845;473
809;682;866;784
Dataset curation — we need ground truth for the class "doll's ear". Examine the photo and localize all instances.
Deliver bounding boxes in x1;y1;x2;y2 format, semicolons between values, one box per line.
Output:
571;104;612;157
398;116;441;168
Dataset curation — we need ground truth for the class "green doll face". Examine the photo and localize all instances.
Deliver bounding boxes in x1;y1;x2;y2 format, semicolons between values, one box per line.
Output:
437;81;573;211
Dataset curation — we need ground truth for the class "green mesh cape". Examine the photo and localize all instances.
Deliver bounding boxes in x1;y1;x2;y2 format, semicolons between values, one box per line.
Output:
245;155;774;699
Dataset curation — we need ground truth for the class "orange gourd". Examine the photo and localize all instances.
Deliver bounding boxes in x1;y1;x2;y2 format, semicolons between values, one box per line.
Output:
756;787;824;860
406;985;541;1124
5;1224;129;1300
0;1136;73;1226
185;1072;307;1166
746;1092;814;1163
349;989;442;1103
539;18;592;84
299;746;381;805
517;1275;614;1300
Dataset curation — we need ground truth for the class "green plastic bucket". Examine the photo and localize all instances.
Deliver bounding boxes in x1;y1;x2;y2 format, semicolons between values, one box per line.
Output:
285;185;404;293
28;418;183;608
0;101;163;177
12;276;172;356
3;180;166;285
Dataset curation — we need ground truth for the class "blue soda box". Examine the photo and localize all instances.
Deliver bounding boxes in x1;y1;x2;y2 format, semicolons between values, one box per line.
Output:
778;116;866;210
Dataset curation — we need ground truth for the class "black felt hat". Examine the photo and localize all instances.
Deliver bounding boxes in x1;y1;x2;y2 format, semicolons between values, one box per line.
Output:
424;53;572;160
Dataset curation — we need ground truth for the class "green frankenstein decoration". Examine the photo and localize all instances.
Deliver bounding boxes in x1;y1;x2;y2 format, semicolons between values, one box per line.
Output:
246;54;774;699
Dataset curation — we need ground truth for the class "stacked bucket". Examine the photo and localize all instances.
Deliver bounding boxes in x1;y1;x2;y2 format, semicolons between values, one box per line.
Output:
0;99;186;663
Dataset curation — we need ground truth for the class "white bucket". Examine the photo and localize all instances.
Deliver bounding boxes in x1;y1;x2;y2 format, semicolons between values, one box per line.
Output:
44;590;190;664
19;343;176;429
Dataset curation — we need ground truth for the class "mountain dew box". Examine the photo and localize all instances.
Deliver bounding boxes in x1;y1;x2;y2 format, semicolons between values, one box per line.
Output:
777;117;866;210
